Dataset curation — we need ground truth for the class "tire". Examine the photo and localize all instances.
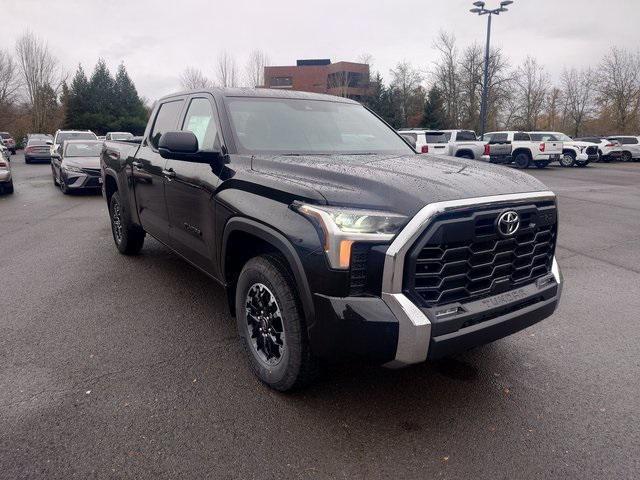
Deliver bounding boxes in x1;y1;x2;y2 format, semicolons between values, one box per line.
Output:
25;157;31;164
534;161;550;169
109;191;145;255
621;151;632;162
52;166;59;186
3;180;13;194
236;254;319;391
576;161;589;168
457;152;474;160
513;152;531;169
560;152;576;168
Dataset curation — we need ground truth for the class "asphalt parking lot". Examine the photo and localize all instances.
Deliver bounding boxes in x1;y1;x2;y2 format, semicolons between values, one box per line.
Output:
1;153;639;479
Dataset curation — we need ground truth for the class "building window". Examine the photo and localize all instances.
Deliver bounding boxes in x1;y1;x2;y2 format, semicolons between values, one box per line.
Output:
328;72;364;89
270;76;293;88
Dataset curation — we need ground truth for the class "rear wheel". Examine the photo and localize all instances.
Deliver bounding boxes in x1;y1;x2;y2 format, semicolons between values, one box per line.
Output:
236;254;319;391
3;180;13;194
560;152;576;167
621;151;632;162
514;152;531;169
109;191;145;255
457;152;474;160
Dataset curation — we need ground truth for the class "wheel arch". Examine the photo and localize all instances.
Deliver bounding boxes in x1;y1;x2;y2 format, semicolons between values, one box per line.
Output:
512;148;532;159
455;149;475;159
221;217;315;323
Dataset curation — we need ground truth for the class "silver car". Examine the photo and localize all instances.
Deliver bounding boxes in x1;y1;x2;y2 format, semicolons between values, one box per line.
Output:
51;140;103;194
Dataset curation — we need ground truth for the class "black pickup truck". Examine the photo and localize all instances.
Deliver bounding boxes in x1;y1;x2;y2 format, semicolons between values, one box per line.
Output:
101;88;562;391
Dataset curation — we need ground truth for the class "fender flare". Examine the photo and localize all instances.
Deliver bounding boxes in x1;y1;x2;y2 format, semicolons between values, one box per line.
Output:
221;217;315;323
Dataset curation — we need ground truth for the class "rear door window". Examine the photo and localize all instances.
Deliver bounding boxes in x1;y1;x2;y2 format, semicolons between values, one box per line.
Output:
424;132;451;143
514;132;531;141
149;100;184;149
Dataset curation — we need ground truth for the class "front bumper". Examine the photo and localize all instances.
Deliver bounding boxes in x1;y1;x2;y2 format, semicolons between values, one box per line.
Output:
311;260;561;365
62;170;103;189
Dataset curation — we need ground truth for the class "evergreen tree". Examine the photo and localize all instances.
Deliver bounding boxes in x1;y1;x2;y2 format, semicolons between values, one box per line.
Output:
422;86;447;129
113;63;148;134
64;65;89;129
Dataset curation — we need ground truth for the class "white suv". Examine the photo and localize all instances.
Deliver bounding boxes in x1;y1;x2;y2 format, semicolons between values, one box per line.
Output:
607;136;640;162
52;130;97;157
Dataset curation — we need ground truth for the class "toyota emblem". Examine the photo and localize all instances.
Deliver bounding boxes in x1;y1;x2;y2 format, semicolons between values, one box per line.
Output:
497;210;520;236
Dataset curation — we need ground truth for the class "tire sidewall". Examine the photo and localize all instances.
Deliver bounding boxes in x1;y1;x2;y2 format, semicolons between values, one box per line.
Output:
109;192;126;252
236;257;303;390
560;152;575;167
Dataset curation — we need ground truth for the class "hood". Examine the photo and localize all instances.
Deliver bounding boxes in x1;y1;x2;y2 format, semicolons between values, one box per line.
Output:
62;156;100;169
252;154;550;216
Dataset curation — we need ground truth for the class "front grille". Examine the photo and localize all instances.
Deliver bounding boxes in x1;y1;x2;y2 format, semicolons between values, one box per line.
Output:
585;146;598;155
82;168;100;176
404;202;557;308
84;176;101;187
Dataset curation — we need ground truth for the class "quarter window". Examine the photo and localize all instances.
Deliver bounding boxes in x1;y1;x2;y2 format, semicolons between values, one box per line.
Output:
149;100;184;149
514;132;531;141
181;98;219;150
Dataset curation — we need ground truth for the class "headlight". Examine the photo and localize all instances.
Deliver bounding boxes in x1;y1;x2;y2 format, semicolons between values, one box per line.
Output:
63;165;83;174
293;203;407;269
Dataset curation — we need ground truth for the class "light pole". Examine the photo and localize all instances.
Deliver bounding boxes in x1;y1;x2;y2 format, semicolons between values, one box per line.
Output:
470;0;514;137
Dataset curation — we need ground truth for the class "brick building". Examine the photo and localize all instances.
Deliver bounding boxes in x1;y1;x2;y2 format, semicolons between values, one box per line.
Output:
263;59;371;100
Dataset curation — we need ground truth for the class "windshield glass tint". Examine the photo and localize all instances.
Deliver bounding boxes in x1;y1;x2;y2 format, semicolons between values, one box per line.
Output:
226;98;412;155
65;142;102;157
57;132;96;143
424;132;451;143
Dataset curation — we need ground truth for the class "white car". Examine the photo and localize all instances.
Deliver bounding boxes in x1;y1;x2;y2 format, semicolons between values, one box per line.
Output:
529;132;598;168
606;136;640;162
51;130;98;158
573;137;624;162
397;129;486;159
0;144;13;194
480;131;563;169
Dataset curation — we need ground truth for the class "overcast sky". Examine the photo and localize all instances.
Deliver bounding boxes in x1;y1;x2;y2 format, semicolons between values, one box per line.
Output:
1;0;638;100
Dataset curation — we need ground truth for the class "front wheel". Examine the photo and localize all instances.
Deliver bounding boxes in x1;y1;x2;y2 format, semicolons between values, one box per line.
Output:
236;254;319;391
109;191;145;255
560;153;576;168
514;152;531;169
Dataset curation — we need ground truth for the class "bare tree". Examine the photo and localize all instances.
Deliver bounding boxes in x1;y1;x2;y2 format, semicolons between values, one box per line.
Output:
510;56;549;130
561;67;595;136
179;67;214;90
244;49;270;87
458;43;484;131
15;32;64;132
597;47;640;133
390;61;423;126
432;31;461;128
0;50;20;109
216;51;238;88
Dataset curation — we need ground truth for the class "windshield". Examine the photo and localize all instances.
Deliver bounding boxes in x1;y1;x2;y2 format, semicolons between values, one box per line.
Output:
27;140;48;146
226;97;413;155
64;142;102;157
553;133;572;142
424;132;451;143
56;132;97;143
111;133;133;140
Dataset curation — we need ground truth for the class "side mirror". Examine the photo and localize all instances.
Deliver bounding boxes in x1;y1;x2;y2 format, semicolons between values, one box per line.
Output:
46;140;53;145
158;131;223;163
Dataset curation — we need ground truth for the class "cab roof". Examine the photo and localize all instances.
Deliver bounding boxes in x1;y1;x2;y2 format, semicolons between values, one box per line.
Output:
159;87;359;104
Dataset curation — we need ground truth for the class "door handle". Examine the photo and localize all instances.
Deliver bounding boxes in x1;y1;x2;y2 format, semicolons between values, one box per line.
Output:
131;160;142;169
162;168;176;179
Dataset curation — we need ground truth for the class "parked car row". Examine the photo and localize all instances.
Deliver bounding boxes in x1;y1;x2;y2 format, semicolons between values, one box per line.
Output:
397;128;638;169
0;130;132;196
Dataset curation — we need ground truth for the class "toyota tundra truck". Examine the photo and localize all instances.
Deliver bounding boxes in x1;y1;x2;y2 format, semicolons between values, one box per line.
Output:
481;131;562;169
101;88;562;391
397;129;486;159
